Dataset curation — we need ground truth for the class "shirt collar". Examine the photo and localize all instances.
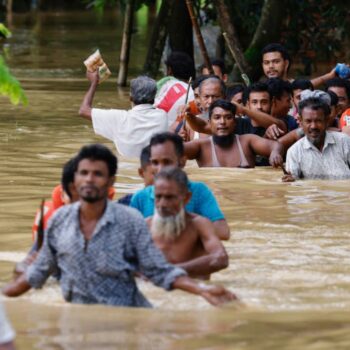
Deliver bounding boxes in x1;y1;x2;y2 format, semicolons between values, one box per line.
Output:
132;104;155;111
302;131;335;150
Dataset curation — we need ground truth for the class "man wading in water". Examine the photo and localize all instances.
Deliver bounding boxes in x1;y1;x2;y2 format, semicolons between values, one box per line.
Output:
3;144;236;307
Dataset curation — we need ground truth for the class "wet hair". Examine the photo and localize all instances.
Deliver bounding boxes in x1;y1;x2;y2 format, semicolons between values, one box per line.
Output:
61;157;78;199
150;132;184;158
75;144;117;177
291;79;314;94
243;82;270;104
226;84;244;102
155;166;189;193
165;51;195;81
208;99;236;119
130;76;157;105
261;43;291;71
191;75;210;90
299;97;331;119
266;78;292;100
198;76;226;97
325;78;350;99
327;90;339;107
140;145;151;169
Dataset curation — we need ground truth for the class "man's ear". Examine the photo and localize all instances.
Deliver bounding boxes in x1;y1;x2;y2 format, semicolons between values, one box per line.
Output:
184;191;192;205
138;168;144;178
179;156;187;169
108;175;116;187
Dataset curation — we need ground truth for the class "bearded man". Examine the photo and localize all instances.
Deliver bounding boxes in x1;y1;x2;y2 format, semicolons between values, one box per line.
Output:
147;167;228;280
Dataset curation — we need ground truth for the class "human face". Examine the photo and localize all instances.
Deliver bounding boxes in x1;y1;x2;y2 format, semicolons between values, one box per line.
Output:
248;91;271;113
202;65;227;82
273;92;292;117
262;52;288;79
138;164;154;187
154;178;186;217
150;141;182;175
75;159;114;203
231;92;243;105
210;107;235;136
300;107;328;148
199;82;224;112
327;87;350;114
292;88;303;109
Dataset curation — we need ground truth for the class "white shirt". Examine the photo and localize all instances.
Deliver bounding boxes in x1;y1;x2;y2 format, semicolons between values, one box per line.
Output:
92;104;168;158
286;131;350;179
0;302;15;344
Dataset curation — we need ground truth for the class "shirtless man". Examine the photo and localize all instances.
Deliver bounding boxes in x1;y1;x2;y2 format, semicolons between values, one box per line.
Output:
184;100;284;168
147;167;228;280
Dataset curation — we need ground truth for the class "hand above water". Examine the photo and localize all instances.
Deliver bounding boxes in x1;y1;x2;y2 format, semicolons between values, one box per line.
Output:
86;70;99;85
265;124;285;140
199;284;238;306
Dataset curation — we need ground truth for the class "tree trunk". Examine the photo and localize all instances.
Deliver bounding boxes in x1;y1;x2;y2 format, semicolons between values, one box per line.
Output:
143;0;174;77
213;0;251;77
6;0;13;26
244;0;287;79
117;0;135;86
168;0;193;58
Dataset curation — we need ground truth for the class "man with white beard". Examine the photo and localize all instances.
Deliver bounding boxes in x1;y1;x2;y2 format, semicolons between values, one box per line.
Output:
147;167;228;280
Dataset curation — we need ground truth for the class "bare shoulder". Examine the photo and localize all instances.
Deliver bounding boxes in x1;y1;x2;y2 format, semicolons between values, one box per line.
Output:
189;213;214;230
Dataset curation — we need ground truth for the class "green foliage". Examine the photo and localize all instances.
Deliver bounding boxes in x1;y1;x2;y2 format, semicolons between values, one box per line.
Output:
0;24;27;105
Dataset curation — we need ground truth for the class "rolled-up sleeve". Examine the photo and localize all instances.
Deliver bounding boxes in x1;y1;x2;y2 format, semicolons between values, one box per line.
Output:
132;216;187;290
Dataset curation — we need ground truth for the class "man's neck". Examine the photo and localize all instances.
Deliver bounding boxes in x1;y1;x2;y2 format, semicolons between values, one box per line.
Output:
80;199;107;221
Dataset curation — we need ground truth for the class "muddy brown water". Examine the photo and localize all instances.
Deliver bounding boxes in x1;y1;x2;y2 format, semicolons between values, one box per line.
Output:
1;10;350;350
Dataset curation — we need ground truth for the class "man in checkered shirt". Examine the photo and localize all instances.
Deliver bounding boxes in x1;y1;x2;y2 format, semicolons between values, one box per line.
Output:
3;144;236;307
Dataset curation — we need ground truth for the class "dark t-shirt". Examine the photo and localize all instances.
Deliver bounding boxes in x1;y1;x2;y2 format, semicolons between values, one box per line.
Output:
235;117;266;137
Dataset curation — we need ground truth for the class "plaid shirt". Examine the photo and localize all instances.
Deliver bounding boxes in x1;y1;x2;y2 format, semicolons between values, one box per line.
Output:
26;200;186;307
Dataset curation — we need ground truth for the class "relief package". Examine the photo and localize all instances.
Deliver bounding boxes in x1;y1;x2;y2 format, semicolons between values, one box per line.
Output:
84;49;111;83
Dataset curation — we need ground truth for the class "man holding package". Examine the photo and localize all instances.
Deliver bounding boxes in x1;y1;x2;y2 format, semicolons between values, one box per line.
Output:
79;51;168;158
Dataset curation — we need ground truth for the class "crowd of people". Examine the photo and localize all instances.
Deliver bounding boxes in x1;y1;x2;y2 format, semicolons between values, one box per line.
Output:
2;42;350;347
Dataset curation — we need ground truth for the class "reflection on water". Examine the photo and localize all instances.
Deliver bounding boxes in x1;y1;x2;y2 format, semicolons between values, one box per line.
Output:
1;11;350;350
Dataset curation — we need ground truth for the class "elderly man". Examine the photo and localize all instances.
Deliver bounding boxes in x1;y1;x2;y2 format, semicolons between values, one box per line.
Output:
79;73;167;158
148;167;228;280
3;144;236;307
184;100;284;168
131;132;230;240
283;97;350;181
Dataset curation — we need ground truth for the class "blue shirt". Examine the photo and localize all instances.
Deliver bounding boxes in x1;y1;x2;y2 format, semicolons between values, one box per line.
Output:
26;201;186;307
130;181;225;221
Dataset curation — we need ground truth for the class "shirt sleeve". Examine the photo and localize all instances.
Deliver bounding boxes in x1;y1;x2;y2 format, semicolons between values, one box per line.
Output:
192;183;225;222
0;302;15;344
286;146;301;179
91;108;126;141
25;218;59;289
131;216;187;290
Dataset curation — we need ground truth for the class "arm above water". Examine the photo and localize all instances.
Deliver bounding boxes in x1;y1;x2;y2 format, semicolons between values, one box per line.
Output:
78;70;99;120
176;217;229;276
172;276;237;306
2;274;31;297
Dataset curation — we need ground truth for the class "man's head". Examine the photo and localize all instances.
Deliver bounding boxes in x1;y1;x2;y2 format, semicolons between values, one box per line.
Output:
165;51;195;81
138;145;154;187
261;43;291;80
151;167;190;240
198;76;226;113
200;58;228;82
291;79;314;110
226;84;245;105
209;99;236;147
149;132;185;175
325;78;350;114
130;76;157;105
192;75;210;110
244;82;271;113
266;78;292;117
74;144;117;203
61;157;79;205
327;90;341;125
299;97;330;148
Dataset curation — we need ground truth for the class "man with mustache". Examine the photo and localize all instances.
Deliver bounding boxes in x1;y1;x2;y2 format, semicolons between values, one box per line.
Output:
283;97;350;181
184;99;284;168
148;167;228;280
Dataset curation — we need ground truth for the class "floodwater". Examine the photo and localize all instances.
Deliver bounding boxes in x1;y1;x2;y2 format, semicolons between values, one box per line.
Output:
1;10;350;350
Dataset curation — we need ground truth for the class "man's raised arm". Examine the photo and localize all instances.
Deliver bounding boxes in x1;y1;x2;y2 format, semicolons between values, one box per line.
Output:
78;70;100;120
